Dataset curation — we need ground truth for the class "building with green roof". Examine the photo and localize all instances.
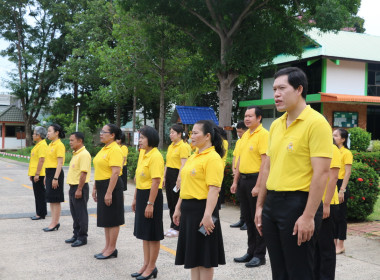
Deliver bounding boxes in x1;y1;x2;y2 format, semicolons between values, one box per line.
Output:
240;28;380;139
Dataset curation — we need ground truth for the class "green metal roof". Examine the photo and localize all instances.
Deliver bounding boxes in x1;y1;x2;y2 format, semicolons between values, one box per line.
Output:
0;105;24;122
272;28;380;65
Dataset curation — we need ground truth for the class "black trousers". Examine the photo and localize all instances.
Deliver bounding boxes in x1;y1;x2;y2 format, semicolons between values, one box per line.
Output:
314;207;337;280
69;184;89;241
165;167;180;230
335;179;348;240
239;174;266;258
236;181;245;222
32;176;47;218
262;191;323;280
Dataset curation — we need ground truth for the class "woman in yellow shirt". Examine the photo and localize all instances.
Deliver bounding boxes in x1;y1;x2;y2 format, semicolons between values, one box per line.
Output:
92;124;125;260
43;124;65;232
116;132;129;191
131;126;164;280
173;120;226;280
163;124;189;237
332;128;353;254
28;126;48;220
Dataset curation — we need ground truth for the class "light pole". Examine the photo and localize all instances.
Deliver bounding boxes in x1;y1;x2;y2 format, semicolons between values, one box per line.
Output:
76;102;80;132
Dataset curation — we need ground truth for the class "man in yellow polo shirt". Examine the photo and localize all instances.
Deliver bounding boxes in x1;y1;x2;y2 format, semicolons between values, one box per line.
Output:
230;106;268;268
65;132;92;248
255;67;332;280
230;121;248;230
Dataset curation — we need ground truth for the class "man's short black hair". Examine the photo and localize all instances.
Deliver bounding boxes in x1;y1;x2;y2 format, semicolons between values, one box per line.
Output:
70;132;85;143
246;106;263;123
139;126;159;148
274;67;308;99
236;121;247;130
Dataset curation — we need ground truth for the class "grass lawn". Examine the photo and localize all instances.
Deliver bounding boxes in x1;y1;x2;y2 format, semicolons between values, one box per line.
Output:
367;194;380;221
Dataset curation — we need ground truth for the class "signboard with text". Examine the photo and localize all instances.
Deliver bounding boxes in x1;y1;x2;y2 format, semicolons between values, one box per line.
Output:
333;111;358;128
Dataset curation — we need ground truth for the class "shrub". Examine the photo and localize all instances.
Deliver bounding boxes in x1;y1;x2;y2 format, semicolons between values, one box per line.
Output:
347;161;380;221
223;161;237;204
348;127;371;152
127;147;139;179
372;140;380;152
352;151;380;173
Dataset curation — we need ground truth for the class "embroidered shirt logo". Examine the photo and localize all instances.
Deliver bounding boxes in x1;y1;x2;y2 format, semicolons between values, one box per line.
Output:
249;145;253;151
191;169;196;176
287;142;294;152
140;172;145;177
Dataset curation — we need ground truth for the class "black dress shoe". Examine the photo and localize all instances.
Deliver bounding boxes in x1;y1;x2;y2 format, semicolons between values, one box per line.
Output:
96;249;118;259
31;216;45;220
131;272;142;277
136;267;158;280
230;220;244;228
65;237;77;244
234;253;253;263
94;252;103;258
43;223;60;232
245;257;266;268
240;223;247;230
71;240;87;247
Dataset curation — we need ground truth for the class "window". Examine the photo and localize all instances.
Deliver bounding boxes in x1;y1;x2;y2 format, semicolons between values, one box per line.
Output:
5;126;25;137
368;63;380;96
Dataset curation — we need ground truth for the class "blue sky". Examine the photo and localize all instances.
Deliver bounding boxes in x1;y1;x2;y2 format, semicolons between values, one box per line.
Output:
1;0;380;94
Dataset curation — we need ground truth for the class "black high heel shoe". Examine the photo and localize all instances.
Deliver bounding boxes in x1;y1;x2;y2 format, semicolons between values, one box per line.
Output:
95;249;118;259
136;267;158;280
43;223;60;232
131;272;142;277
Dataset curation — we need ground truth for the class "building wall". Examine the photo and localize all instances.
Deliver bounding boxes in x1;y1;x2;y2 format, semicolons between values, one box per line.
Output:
323;102;367;129
262;78;275;99
326;60;366;95
3;137;26;149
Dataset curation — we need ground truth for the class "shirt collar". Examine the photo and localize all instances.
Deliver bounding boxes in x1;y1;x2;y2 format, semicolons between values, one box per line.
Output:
280;105;312;124
195;146;215;156
50;138;61;146
249;124;263;135
143;147;158;158
35;139;46;147
172;141;182;147
73;146;85;155
103;141;117;150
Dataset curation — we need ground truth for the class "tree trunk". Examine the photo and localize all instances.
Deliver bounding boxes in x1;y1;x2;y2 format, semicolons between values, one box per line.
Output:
116;103;121;127
25;119;32;147
132;88;137;132
158;57;165;149
217;72;238;144
73;82;78;123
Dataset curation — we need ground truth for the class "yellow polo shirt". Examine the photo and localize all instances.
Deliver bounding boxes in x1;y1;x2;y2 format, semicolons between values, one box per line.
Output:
166;141;189;169
67;146;92;185
45;139;66;168
28;139;48;176
120;145;129;166
322;145;341;205
338;146;353;179
266;105;332;192
233;139;242;169
93;141;123;180
180;146;224;200
239;124;269;174
136;148;164;190
222;139;228;165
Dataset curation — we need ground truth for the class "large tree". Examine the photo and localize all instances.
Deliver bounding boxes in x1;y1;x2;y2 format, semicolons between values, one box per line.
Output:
123;0;361;138
0;0;82;145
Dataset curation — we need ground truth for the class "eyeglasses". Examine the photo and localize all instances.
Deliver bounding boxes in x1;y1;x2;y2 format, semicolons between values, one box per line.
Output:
99;131;111;135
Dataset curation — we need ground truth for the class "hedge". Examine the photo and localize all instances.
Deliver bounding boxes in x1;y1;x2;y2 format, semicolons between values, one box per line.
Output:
353;151;380;174
347;161;380;221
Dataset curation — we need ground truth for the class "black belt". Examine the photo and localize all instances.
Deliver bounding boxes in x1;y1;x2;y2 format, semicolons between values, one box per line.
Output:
267;190;308;197
240;173;259;179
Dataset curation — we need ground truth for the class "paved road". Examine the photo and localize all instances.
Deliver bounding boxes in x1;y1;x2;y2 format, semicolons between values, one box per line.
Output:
0;157;379;280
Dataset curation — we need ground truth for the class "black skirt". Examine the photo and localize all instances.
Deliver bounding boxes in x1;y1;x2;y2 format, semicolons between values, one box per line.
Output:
45;168;64;203
175;199;225;269
134;189;164;241
120;165;128;191
96;177;125;227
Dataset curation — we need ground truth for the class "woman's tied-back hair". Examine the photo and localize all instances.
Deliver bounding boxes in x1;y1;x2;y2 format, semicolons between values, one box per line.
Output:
50;123;65;139
195;120;225;159
106;124;122;141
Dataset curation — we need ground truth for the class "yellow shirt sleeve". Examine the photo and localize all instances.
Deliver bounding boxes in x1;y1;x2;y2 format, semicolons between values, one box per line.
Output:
79;152;92;173
179;144;189;159
56;142;65;158
258;130;269;155
342;149;353;165
149;153;165;179
204;154;224;188
39;144;47;158
108;147;123;167
330;146;342;168
309;119;333;158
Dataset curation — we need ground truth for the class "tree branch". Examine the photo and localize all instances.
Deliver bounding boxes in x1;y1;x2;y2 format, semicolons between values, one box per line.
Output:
180;1;220;35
